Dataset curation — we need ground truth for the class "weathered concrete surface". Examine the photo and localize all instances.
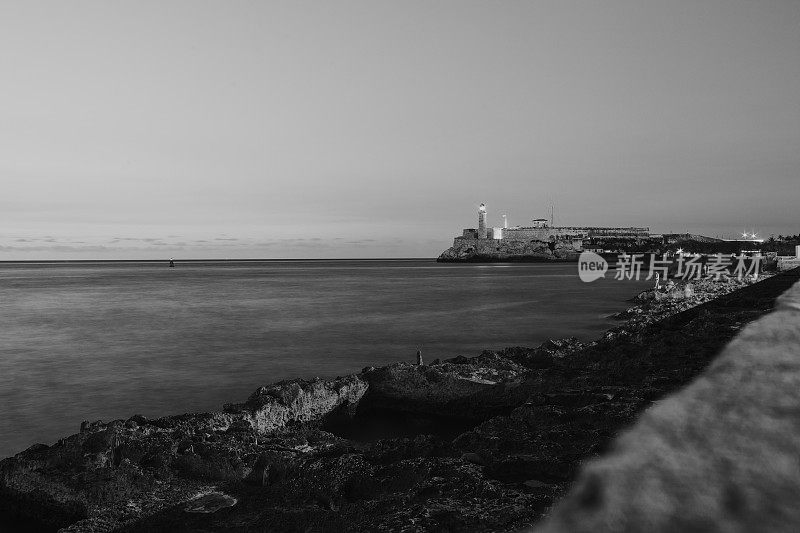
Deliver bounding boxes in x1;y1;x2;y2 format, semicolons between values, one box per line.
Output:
534;270;800;533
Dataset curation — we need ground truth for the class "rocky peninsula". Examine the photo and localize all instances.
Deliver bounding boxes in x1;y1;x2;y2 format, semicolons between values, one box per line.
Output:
1;271;797;532
437;238;580;262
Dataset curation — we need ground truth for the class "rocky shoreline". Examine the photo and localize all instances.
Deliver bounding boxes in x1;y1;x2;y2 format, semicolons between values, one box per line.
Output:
1;270;797;532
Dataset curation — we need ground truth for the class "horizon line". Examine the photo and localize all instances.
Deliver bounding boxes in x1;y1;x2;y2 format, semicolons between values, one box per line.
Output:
0;257;438;263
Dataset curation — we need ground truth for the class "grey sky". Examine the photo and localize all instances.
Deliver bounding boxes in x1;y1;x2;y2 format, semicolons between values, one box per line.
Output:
1;0;798;259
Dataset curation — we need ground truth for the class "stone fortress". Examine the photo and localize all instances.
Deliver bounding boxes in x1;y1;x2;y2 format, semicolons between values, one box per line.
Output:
465;203;650;247
437;203;651;262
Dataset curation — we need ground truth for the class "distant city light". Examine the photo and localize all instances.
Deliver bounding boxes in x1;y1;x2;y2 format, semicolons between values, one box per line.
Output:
738;231;762;242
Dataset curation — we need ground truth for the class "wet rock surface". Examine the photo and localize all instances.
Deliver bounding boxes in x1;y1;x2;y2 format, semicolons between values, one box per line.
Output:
1;270;797;532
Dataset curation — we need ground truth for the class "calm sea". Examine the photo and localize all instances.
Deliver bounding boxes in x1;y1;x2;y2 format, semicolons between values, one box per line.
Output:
0;259;649;458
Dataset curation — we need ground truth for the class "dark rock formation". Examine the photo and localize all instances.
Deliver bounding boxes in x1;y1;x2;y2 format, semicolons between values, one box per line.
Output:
359;358;528;419
437;239;580;262
183;492;237;513
234;375;369;433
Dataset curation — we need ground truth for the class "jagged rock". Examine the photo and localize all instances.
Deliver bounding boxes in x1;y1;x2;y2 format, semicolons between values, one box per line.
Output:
184;492;237;513
80;420;105;433
127;414;148;426
237;375;369;433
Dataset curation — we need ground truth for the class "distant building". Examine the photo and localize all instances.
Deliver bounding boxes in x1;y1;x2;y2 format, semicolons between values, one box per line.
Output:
777;245;800;271
451;203;651;250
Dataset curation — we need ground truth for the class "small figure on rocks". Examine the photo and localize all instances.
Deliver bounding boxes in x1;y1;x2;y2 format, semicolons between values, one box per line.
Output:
416;349;423;366
653;273;661;290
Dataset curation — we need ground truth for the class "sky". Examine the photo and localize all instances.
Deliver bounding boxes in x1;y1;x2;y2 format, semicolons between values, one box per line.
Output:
1;0;798;259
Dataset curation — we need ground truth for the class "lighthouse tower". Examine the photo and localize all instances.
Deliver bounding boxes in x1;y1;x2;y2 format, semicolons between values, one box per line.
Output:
477;203;487;239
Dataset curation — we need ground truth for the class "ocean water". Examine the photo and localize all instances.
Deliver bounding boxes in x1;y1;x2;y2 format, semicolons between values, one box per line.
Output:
0;259;649;458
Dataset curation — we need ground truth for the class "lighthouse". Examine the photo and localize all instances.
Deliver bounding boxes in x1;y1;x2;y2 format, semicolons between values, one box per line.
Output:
478;203;487;239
